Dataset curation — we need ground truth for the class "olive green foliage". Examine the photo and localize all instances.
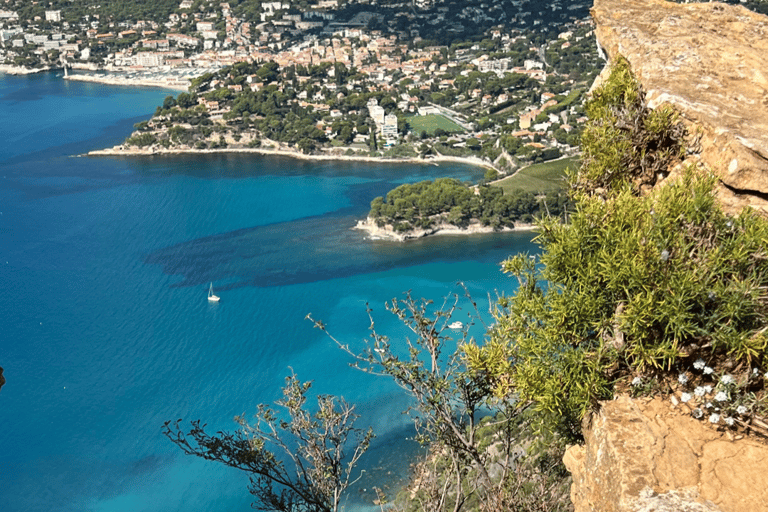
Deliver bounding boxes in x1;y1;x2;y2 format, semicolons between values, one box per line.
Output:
368;178;568;233
125;132;157;147
164;374;373;512
479;170;768;435
310;294;571;512
573;56;685;194
396;407;572;512
466;58;768;439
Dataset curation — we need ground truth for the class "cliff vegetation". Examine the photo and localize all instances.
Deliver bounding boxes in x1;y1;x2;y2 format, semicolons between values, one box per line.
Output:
466;55;768;440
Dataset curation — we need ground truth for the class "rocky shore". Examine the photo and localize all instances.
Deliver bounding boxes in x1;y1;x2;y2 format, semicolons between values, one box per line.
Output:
0;65;51;75
354;216;536;242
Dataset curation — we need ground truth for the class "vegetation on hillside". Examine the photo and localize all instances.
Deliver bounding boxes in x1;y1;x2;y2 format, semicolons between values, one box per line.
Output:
494;156;578;195
465;56;768;440
367;178;570;234
310;295;573;512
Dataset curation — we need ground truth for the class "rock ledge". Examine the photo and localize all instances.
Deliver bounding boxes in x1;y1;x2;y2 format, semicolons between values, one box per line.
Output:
591;0;768;214
563;395;768;512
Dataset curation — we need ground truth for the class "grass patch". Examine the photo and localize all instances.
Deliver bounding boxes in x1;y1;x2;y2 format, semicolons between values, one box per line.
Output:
494;156;579;195
407;114;465;135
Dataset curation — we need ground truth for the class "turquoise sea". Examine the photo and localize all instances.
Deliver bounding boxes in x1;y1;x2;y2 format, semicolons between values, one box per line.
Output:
0;71;537;512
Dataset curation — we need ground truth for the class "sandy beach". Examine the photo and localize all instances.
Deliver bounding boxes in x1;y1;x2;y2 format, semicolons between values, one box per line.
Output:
64;73;191;91
86;144;500;171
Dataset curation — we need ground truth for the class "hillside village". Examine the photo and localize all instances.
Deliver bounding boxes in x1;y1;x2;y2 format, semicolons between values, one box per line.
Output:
4;0;764;168
0;0;605;169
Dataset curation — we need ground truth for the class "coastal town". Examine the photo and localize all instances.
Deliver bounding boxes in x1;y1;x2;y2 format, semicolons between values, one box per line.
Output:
0;0;606;173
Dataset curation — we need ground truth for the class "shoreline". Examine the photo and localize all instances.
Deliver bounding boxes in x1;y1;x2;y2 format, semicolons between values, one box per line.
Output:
63;73;191;91
86;144;499;171
0;64;52;75
353;216;537;242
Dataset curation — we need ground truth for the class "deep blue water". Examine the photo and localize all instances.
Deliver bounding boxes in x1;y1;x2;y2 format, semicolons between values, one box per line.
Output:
0;72;538;512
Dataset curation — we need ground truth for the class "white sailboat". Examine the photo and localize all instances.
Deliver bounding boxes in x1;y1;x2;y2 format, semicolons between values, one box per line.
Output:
207;282;220;302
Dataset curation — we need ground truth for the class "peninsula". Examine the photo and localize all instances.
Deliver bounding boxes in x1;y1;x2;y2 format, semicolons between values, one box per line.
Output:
0;0;607;180
354;176;567;240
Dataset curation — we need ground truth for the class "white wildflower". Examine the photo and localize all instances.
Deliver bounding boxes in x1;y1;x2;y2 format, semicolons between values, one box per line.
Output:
680;392;692;403
703;385;713;394
692;408;703;419
725;417;735;426
765;371;768;379
720;374;734;385
709;413;720;424
631;376;642;387
694;386;707;397
705;402;714;409
737;405;748;415
693;359;706;370
753;368;759;375
678;373;689;385
714;391;728;402
703;366;714;375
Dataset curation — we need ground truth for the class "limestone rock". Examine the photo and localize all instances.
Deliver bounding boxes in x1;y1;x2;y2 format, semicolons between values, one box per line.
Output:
591;0;768;215
563;395;768;512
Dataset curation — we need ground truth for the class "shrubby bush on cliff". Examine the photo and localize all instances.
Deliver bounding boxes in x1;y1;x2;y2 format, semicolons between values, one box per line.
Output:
465;57;768;439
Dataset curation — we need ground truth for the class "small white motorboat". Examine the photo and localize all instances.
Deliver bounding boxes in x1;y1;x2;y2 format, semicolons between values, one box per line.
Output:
448;321;463;329
207;282;220;302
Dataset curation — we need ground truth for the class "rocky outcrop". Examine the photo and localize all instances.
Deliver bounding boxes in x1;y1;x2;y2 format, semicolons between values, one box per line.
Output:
563;395;768;512
591;0;768;215
353;216;529;241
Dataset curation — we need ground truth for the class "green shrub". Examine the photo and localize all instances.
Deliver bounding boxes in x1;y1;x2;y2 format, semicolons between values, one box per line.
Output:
466;57;768;440
572;56;685;195
126;132;157;147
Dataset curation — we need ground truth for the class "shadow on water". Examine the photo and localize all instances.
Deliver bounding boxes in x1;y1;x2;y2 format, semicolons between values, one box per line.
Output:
144;204;536;289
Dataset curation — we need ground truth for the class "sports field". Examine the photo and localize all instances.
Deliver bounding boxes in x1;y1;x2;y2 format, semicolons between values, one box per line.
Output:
407;114;465;135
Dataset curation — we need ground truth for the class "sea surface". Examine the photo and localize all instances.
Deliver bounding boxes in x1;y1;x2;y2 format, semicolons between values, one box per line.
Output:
0;71;538;512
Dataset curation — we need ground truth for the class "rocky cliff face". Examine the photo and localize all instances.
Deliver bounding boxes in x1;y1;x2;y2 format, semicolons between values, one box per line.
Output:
563;395;768;512
591;0;768;215
563;2;768;510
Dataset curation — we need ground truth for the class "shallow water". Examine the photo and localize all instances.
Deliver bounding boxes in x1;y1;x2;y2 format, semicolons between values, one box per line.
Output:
0;71;538;512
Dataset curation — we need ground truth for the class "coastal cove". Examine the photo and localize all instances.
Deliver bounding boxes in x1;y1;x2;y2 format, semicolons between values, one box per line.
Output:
0;71;538;512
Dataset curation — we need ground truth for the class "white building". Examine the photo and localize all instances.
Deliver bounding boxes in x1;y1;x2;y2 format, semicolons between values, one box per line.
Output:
45;10;61;23
382;114;398;139
367;99;385;125
133;52;165;67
